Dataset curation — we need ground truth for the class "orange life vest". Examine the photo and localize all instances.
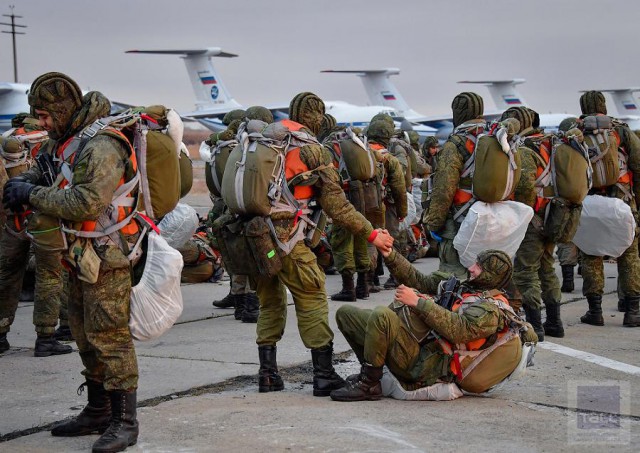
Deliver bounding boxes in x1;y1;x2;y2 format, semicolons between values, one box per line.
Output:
56;129;139;236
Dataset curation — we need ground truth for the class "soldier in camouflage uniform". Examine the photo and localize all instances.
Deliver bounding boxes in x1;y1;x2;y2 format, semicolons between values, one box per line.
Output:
251;92;394;397
578;92;640;327
319;114;372;301
3;73;140;450
365;116;408;291
330;248;530;401
209;107;265;323
0;117;71;356
423;92;486;279
502;108;561;341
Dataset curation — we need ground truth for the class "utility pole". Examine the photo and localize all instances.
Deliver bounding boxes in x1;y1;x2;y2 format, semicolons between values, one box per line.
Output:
0;5;26;83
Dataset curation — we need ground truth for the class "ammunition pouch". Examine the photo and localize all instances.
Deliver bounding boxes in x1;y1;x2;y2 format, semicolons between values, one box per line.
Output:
211;214;283;278
346;179;382;213
542;197;582;243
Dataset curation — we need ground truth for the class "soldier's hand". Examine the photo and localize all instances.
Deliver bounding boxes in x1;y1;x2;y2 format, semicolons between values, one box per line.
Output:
395;284;419;307
3;179;36;212
372;228;394;255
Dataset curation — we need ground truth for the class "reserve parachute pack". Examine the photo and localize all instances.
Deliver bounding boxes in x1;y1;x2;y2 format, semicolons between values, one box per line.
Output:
451;120;522;220
580;115;620;189
200;132;238;198
526;131;592;243
325;127;382;213
388;135;413;189
214;119;328;277
0;133;42;178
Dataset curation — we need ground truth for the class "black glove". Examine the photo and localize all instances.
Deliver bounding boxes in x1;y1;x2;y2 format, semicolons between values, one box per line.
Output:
3;180;36;212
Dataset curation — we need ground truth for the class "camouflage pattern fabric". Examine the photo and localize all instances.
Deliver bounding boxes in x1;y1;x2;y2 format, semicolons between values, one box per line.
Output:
230;274;252;296
254;241;333;349
556;242;579;267
451;92;484;127
67;246;137;391
389;138;412;190
245;106;274;124
329;224;370;274
222;109;246;126
384;248;452;294
580;91;607;115
0;229;63;335
385;203;407;256
513;223;562;310
23;80;138;391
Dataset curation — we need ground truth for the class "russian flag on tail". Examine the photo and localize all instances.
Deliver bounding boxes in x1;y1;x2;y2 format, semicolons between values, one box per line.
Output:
200;76;217;85
623;101;637;110
503;95;521;105
382;91;396;101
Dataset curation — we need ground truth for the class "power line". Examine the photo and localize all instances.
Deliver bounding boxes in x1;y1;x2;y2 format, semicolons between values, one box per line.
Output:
0;5;27;83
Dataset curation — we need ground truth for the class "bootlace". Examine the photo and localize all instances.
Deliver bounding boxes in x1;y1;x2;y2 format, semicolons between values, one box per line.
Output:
76;382;88;396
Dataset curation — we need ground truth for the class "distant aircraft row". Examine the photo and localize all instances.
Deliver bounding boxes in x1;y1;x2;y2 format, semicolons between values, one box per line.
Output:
3;46;640;137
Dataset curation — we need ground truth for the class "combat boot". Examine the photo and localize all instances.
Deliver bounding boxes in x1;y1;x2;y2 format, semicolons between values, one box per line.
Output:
34;334;73;357
383;275;398;289
54;325;74;342
355;272;369;300
330;364;383;402
51;381;111;437
543;304;565;338
560;265;574;293
618;298;627;312
623;296;640;327
212;292;236;308
580;294;604;326
258;345;284;392
0;333;9;354
91;390;138;453
311;342;346;397
241;293;260;323
234;294;246;320
523;306;544;342
331;273;356;302
369;273;383;293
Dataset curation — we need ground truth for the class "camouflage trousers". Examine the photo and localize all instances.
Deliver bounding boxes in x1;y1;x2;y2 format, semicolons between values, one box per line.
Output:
581;236;640;297
385;202;408;256
230;274;252;295
253;241;333;349
335;305;448;388
556;242;579;267
436;216;467;279
0;225;64;335
513;222;561;310
68;244;138;391
329;224;370;274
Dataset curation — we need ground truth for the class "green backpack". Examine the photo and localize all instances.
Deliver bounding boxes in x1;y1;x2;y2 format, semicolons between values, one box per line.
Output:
454;120;522;204
205;138;238;198
547;133;592;204
580;115;620;189
327;128;377;182
178;146;193;198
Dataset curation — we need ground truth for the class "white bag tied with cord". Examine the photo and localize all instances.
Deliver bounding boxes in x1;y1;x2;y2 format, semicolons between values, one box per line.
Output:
380;368;463;401
453;201;533;268
129;230;184;341
158;202;199;249
572;195;636;257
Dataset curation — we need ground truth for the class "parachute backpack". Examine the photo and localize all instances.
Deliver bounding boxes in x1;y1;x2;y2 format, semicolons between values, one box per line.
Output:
201;133;239;198
217;119;329;277
580;115;620;189
451;120;522;220
325;127;382;213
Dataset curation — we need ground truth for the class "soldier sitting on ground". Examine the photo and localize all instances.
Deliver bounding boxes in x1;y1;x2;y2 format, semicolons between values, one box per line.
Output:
330;244;537;402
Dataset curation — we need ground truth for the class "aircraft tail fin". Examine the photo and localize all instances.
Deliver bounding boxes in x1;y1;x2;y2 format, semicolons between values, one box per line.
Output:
458;79;527;110
126;48;242;112
597;88;640;116
321;69;421;118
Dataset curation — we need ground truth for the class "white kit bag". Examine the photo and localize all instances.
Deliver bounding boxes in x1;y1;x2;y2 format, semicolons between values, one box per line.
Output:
572;195;636;257
158;202;199;249
453;201;533;268
129;230;184;341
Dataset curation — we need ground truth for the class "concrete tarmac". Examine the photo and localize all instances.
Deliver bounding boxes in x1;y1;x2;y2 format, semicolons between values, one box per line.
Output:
1;252;638;452
1;186;639;452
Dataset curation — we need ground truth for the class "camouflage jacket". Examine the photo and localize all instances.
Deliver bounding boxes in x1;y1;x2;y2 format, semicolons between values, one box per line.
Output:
270;127;374;241
615;121;640;205
513;145;538;210
388;137;412;190
370;147;408;219
423;119;485;232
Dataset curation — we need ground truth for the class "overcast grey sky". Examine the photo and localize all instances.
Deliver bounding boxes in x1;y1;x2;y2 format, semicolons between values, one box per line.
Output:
1;0;638;117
